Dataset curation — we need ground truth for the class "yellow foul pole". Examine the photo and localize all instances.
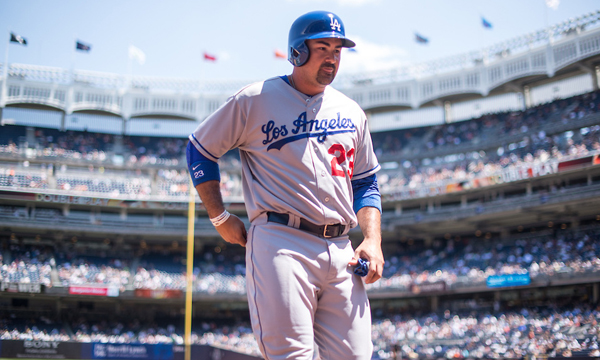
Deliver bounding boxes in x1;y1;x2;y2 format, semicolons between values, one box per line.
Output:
184;178;196;360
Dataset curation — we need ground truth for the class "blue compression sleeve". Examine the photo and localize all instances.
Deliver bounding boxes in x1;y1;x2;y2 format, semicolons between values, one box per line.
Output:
351;173;382;214
186;141;221;186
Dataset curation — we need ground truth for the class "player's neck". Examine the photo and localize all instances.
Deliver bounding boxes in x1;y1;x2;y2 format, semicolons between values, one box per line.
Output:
289;72;325;97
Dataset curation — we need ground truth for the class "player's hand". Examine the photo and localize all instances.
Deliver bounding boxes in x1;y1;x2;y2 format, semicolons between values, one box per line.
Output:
349;238;384;284
215;214;247;247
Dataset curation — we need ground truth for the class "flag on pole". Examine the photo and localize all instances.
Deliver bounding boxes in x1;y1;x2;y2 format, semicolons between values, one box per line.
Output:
415;33;429;44
481;17;493;29
10;32;27;46
275;49;286;59
76;40;91;52
203;52;217;61
129;45;146;65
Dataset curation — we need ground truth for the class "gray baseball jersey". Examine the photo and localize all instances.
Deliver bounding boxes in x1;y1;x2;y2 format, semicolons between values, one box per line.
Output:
189;76;380;228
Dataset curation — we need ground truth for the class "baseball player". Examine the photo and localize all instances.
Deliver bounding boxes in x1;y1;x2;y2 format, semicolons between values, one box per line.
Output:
187;11;384;360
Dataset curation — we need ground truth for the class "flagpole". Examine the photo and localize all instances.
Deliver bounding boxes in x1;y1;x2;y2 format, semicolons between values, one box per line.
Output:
1;30;11;110
480;13;489;66
200;51;205;92
127;45;133;89
2;32;9;79
70;35;76;84
480;16;488;65
410;32;417;78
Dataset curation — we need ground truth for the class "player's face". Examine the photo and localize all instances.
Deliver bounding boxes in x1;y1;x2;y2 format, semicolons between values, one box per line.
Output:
304;38;343;86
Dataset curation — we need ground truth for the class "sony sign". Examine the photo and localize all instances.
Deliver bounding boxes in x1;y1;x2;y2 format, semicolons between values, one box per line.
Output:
24;341;60;349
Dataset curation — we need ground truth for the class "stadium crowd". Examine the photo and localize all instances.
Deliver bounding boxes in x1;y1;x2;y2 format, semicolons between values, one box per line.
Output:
375;91;600;195
371;89;600;158
1;302;598;359
2;91;599;201
0;125;242;169
379;124;599;195
369;225;600;293
0;243;53;287
371;303;600;359
0;162;243;198
0;203;597;351
2;222;599;295
0;79;599;359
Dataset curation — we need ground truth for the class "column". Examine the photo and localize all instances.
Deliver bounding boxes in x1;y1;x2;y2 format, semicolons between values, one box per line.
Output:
430;295;439;312
395;203;402;216
523;86;532;109
444;101;452;124
427;199;434;213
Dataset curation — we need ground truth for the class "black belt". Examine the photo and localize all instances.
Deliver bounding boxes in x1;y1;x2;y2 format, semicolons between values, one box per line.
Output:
266;212;346;238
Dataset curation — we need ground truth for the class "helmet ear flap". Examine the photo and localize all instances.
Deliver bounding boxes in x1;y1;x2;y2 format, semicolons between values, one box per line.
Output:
289;41;310;67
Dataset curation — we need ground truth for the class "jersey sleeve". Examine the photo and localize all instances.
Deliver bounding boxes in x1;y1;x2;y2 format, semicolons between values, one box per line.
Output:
352;111;380;180
189;94;247;161
351;173;381;213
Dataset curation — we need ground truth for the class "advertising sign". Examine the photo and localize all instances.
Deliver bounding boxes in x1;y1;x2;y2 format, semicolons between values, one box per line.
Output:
1;281;43;293
85;343;173;360
0;340;81;359
410;281;446;294
486;273;531;288
135;289;183;299
69;286;119;297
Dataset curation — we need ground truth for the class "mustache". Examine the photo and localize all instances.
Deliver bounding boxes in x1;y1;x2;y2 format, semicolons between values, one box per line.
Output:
320;64;336;71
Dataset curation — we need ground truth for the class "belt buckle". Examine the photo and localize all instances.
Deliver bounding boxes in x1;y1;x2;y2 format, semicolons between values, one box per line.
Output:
323;224;332;238
323;224;339;238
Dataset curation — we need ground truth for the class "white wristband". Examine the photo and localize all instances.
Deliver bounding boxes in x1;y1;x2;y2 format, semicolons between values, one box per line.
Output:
210;210;230;227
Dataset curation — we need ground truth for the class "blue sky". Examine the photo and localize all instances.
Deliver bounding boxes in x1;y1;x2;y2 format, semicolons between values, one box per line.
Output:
1;0;598;82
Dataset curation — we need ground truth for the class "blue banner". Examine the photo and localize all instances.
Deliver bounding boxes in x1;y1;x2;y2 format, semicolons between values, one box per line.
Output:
0;341;260;360
84;343;173;360
487;273;531;288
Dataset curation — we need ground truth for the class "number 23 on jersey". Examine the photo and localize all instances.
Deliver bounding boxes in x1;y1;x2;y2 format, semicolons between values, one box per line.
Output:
328;144;355;178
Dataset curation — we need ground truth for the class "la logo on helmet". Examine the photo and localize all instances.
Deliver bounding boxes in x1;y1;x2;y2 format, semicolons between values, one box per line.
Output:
328;14;341;31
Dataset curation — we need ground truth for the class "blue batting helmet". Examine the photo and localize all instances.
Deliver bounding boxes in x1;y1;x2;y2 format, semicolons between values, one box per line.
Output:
288;11;356;67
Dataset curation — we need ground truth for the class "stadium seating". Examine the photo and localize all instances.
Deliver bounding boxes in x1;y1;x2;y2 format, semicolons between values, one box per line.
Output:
1;78;599;359
371;303;600;359
2;91;598;205
1;302;597;359
2;222;598;296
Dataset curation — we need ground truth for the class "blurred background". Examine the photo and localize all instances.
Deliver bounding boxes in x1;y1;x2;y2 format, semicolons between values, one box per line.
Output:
1;1;600;359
